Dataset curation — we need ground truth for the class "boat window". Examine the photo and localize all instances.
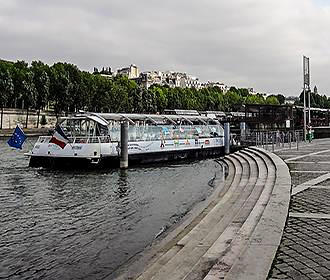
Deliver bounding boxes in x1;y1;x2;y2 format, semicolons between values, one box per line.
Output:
107;123;224;142
60;118;100;138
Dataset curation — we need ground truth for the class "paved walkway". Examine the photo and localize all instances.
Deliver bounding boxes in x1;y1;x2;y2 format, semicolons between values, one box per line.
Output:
268;139;330;279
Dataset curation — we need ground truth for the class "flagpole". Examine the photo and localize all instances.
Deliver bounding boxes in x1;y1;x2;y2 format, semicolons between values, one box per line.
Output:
26;138;35;149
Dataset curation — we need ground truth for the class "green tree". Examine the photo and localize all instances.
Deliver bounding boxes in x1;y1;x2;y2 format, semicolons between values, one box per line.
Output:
21;71;37;128
31;61;50;127
80;71;97;111
0;66;14;129
224;91;243;111
276;94;285;105
63;63;83;112
49;63;72;116
11;60;29;109
238;88;249;97
265;95;280;105
150;86;168;113
245;94;265;105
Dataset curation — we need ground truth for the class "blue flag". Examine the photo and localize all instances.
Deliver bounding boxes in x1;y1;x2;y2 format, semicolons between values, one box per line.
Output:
7;126;27;149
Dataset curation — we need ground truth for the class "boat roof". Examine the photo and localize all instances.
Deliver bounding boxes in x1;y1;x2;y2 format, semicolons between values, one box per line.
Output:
60;112;220;125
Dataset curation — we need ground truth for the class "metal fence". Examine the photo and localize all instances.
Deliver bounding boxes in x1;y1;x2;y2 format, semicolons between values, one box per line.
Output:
233;130;304;152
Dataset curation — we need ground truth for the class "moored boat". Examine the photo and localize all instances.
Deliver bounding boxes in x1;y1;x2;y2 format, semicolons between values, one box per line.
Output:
28;112;225;168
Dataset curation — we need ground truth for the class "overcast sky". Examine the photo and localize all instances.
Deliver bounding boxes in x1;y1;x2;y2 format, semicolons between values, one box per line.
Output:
1;0;330;96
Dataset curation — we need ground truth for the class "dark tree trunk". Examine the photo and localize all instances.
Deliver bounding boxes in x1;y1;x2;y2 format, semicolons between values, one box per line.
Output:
0;106;3;130
37;108;40;128
25;107;29;128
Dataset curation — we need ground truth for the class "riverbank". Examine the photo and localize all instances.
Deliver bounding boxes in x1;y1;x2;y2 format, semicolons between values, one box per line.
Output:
0;127;52;138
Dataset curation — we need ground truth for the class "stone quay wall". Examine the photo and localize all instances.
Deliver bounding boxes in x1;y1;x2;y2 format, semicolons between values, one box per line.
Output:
0;108;57;129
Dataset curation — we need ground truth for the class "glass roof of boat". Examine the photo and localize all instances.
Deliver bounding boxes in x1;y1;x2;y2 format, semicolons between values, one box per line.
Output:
60;112;220;125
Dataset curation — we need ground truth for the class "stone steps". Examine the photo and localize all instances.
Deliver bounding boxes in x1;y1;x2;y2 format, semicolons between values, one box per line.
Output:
135;156;243;280
121;147;291;280
204;148;276;279
149;153;258;280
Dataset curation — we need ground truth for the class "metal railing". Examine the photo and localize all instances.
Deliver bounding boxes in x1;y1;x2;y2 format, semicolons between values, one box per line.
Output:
237;130;304;151
37;136;111;144
70;136;111;144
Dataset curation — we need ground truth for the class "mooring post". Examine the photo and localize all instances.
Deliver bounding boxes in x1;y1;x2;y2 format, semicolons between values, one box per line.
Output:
255;131;258;147
240;122;246;145
120;121;128;169
296;131;299;150
224;122;230;155
289;132;292;149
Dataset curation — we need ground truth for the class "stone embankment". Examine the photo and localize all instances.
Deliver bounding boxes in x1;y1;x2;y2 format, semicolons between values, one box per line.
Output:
0;108;57;130
0;127;51;138
117;147;291;280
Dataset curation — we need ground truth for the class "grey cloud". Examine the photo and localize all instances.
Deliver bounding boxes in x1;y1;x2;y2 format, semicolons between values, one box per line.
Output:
0;0;329;95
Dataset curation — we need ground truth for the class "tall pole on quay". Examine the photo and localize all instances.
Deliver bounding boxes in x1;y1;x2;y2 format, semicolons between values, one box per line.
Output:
303;55;310;142
308;87;311;126
303;85;306;142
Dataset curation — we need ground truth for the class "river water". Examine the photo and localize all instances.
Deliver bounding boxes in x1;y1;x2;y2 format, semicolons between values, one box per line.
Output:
0;138;223;280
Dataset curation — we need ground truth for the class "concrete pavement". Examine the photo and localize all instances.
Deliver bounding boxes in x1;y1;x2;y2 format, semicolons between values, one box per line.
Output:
268;138;330;280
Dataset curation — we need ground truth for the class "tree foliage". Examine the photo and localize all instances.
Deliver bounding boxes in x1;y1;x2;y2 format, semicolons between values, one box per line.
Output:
0;59;287;118
297;90;330;109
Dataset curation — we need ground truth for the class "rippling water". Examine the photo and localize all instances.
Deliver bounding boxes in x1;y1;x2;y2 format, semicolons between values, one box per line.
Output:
0;138;223;280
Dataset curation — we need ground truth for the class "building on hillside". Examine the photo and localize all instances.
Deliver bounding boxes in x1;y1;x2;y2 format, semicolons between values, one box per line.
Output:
117;64;140;79
140;71;164;88
139;70;202;89
93;67;113;78
285;96;299;105
186;76;201;89
162;71;202;89
201;81;228;92
97;63;228;91
0;58;14;64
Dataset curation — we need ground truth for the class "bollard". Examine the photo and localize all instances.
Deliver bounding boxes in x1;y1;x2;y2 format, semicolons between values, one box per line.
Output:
289;132;292;149
297;131;299;150
224;122;230;155
255;132;258;147
120;121;128;169
240;122;246;144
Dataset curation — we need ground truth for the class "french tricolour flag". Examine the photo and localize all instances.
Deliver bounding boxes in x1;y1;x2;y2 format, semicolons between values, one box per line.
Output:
49;125;69;149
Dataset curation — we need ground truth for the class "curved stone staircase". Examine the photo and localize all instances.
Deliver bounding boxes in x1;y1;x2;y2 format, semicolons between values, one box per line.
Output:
118;147;291;280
